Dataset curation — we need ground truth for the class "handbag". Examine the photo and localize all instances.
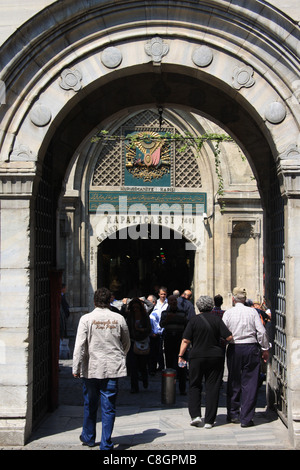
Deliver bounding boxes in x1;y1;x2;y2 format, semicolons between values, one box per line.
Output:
133;337;150;355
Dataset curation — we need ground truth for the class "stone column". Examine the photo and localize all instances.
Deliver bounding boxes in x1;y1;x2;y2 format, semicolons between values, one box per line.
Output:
0;162;36;444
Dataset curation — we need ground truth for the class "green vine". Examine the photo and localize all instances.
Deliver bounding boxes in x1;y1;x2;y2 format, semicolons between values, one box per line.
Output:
92;130;238;212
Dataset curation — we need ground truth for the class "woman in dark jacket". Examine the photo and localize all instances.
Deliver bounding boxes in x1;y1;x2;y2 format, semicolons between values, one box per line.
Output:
126;298;152;393
178;296;232;428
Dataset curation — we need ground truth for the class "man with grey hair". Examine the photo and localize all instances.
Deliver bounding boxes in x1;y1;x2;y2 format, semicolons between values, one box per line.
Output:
178;295;232;428
222;287;270;427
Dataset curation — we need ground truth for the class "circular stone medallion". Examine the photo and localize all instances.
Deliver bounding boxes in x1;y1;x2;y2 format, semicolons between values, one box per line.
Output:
192;46;213;67
265;102;286;124
101;47;122;68
30;103;52;127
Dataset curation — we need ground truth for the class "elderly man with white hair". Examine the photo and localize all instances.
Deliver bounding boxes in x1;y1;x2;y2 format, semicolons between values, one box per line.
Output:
222;287;270;428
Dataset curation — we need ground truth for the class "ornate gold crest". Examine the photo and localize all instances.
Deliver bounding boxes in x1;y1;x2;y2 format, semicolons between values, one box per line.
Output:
125;131;171;182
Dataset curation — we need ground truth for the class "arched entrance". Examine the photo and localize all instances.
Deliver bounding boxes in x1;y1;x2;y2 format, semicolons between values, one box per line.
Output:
97;225;195;298
33;71;288;438
0;0;299;447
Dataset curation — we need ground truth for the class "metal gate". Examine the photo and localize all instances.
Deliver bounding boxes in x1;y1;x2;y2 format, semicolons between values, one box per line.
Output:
270;174;287;422
32;162;55;426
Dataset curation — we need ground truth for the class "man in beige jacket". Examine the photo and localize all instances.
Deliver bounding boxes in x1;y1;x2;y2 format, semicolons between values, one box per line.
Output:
73;287;130;450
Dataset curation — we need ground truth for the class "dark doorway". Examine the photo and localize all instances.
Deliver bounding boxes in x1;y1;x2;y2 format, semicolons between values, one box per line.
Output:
97;225;195;298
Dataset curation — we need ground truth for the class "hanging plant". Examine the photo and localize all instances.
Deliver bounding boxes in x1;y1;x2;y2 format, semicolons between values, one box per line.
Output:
92;130;239;212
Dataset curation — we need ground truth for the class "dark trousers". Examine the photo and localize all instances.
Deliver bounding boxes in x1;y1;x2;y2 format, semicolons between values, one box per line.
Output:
127;343;149;391
164;333;187;393
188;356;224;424
149;335;164;373
226;343;261;425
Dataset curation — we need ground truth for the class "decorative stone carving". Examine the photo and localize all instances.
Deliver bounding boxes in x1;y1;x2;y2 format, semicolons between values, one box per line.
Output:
228;217;261;239
60;68;82;91
30;103;52;127
101;46;122;68
145;37;169;64
231;221;255;238
291;80;300;105
278;145;300;160
10;143;36;161
232;66;255;89
265;101;286;124
192;45;213;67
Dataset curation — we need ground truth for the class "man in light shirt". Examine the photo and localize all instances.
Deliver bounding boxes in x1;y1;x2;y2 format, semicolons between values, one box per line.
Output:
222;287;269;428
149;286;168;373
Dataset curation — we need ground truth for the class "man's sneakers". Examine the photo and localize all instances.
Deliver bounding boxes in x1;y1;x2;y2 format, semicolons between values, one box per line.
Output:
204;423;213;429
190;416;202;427
241;420;255;428
190;417;215;428
80;435;96;447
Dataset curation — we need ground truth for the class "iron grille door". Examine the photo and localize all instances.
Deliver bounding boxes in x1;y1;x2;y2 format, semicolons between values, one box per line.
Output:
32;164;54;426
270;176;287;422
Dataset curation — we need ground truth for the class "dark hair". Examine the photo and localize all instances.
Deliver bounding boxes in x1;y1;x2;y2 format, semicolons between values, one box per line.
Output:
128;297;146;313
94;287;111;308
159;286;167;293
214;294;223;307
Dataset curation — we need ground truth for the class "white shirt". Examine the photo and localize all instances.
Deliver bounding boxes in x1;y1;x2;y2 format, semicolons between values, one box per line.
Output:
150;299;168;335
222;302;269;350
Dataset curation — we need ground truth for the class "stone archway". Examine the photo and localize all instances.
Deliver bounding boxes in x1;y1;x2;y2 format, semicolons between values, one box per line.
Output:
0;1;299;447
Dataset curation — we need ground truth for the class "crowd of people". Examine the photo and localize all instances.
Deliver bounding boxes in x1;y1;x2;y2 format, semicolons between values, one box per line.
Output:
71;284;271;449
112;286;197;395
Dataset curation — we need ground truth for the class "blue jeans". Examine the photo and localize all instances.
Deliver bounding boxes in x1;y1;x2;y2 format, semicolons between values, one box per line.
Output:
81;377;118;450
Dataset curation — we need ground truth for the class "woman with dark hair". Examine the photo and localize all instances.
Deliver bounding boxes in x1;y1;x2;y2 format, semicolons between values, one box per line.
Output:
178;295;232;428
126;298;152;393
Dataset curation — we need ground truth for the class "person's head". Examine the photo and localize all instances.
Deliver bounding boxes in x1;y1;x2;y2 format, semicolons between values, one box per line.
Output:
182;289;192;300
158;287;167;302
196;295;214;313
173;290;180;298
168;295;178;311
214;294;223;308
94;287;111;308
147;294;157;305
128;298;146;315
253;302;261;310
232;287;247;304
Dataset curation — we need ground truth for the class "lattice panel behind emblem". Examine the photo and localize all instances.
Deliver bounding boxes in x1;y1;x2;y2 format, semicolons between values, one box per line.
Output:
175;142;202;188
92;110;202;188
92;139;122;186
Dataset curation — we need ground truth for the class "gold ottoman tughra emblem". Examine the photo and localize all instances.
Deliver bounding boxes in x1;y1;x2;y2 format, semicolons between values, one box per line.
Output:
125;131;171;182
